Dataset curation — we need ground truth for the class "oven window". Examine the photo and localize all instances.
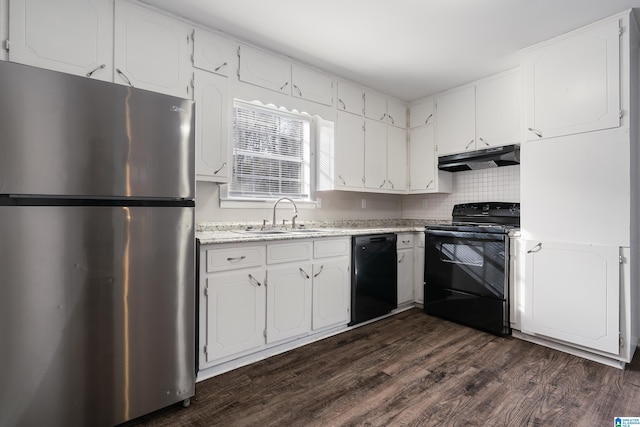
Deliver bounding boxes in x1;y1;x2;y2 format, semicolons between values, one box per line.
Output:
440;243;483;266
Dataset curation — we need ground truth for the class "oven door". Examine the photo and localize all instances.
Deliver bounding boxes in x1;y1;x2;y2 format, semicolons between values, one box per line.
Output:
425;228;508;298
423;228;510;336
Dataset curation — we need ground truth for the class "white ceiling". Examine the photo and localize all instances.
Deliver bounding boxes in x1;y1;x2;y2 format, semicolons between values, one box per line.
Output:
141;0;640;102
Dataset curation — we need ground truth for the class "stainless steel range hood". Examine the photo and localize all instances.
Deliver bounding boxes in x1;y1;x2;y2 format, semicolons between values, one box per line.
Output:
438;144;520;172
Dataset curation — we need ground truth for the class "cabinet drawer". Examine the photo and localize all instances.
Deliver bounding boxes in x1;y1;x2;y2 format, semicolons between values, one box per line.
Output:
267;241;312;264
397;233;415;249
206;245;265;272
314;238;350;258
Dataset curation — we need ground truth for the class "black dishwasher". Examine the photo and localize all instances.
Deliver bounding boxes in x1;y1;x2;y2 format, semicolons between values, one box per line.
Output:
350;234;397;326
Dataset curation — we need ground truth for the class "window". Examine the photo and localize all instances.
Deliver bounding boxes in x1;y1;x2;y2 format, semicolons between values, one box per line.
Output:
228;100;311;201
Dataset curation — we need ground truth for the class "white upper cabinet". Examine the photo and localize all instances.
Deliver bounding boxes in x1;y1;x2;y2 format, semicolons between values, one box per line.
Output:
387;100;407;129
410;97;435;128
238;45;290;94
8;0;113;81
386;126;407;192
522;19;620;141
337;81;363;115
114;0;192;98
364;90;387;122
435;69;521;155
365;90;406;128
364;119;388;190
476;69;521;148
334;111;364;190
194;70;230;182
435;85;476;155
291;64;334;106
192;28;236;77
408;124;452;193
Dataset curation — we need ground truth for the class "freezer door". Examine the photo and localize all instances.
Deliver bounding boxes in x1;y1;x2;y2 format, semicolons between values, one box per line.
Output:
0;61;194;199
0;206;195;427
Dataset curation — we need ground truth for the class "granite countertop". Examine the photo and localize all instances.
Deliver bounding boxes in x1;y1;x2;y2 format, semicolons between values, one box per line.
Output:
196;219;448;245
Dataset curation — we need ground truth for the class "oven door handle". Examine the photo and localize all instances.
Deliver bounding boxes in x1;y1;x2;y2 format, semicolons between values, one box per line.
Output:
426;229;505;241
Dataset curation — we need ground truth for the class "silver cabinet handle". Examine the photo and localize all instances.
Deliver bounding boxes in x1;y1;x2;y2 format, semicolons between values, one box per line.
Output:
379;113;387;121
214;162;227;175
465;139;474;150
425;113;433;125
299;267;310;279
338;99;346;110
527;242;542;254
528;127;543;138
248;274;262;286
379;179;386;188
479;137;490;147
214;62;228;72
115;68;134;87
388;180;394;189
338;174;346;185
426;179;434;189
279;81;289;91
227;255;246;262
402;240;411;244
293;84;302;96
398;253;405;263
86;64;106;77
388;115;395;125
313;265;324;278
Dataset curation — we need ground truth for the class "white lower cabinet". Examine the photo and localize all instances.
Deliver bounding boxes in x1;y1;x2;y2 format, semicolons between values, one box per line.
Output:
204;268;266;363
414;232;425;304
200;237;350;370
397;233;415;305
312;259;350;329
522;241;620;354
266;263;312;344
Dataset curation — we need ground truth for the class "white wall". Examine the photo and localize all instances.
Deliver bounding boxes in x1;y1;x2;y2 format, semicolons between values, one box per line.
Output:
402;165;520;220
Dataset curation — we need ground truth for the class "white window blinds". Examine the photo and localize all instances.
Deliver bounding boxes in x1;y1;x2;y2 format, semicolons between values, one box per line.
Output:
230;101;311;199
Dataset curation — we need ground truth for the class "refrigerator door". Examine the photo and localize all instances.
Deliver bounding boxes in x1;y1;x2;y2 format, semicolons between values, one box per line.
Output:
0;205;195;427
0;61;194;199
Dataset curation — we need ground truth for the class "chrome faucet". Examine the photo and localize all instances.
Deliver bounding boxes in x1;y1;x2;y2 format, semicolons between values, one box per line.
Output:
272;197;298;229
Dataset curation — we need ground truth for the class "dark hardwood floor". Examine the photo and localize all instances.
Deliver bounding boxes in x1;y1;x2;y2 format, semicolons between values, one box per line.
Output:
124;308;640;426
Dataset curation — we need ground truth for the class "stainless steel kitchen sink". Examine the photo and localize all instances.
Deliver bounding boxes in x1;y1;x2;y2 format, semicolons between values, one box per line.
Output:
232;228;325;235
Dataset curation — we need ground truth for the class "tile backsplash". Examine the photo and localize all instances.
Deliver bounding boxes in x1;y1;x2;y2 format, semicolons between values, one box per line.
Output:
402;165;520;219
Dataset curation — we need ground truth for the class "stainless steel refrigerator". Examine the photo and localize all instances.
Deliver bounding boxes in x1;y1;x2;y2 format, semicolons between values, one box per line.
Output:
0;61;196;427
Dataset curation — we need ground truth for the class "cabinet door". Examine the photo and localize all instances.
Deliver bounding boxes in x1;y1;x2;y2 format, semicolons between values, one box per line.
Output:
397;248;414;305
364;119;388;190
238;45;290;94
266;264;312;343
337;81;363;115
523;19;620;140
9;0;112;81
387;100;407;128
386;126;407;192
523;241;620;354
312;259;350;330
335;111;364;189
192;28;235;77
291;64;333;106
194;70;230;182
410;97;435;128
435;86;475;155
364;90;387;122
414;234;425;304
409;125;436;192
114;1;192;98
204;269;266;362
476;70;521;148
